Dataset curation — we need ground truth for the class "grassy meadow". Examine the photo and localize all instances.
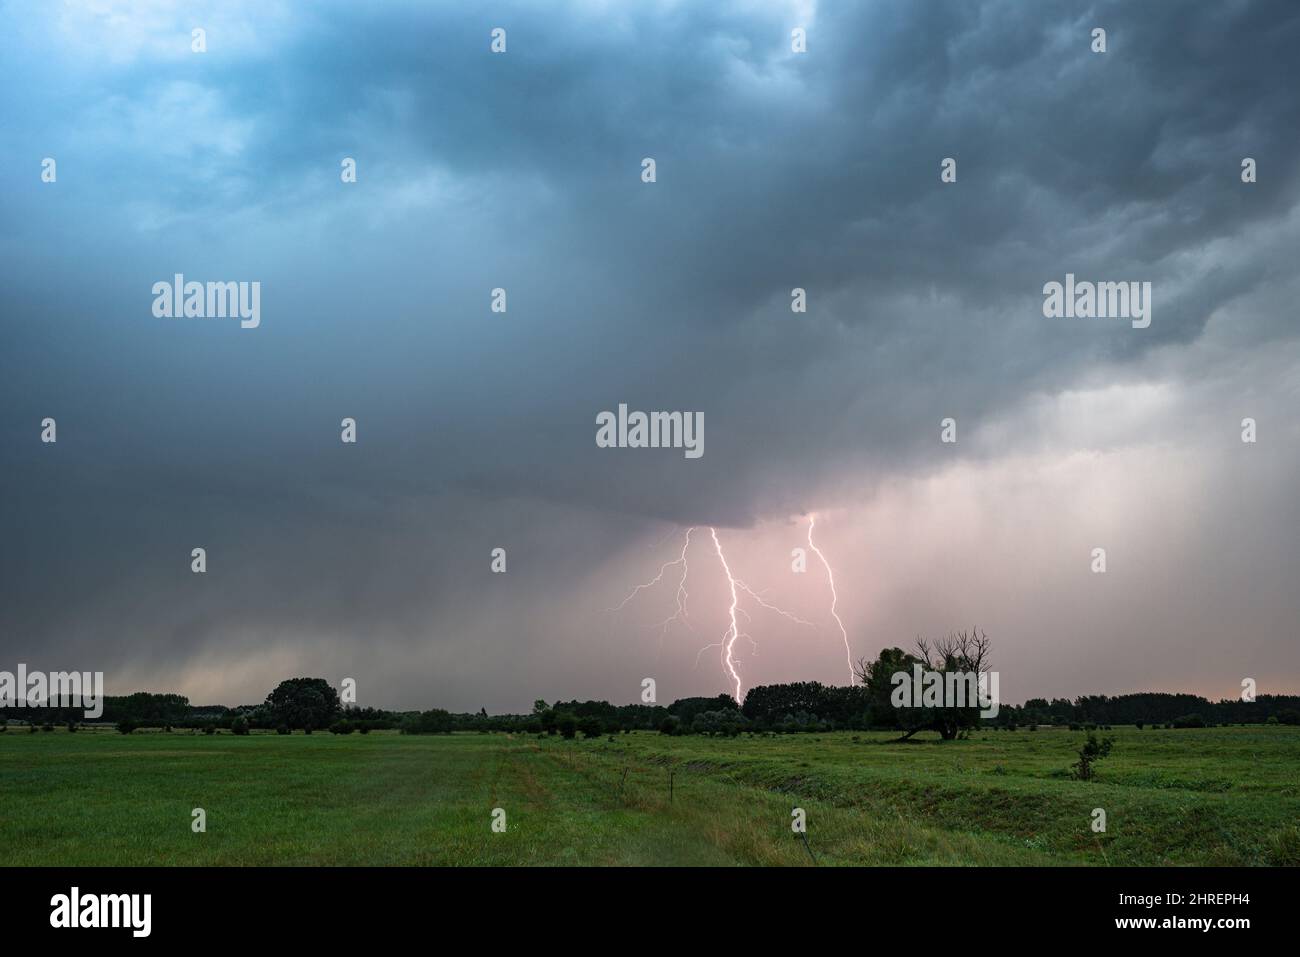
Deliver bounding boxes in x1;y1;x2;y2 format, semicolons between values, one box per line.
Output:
1;725;1297;866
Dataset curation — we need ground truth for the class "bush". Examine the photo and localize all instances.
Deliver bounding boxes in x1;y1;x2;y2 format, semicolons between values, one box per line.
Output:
67;721;78;733
1172;714;1206;729
1070;733;1114;780
329;720;355;735
276;725;291;735
117;720;138;735
1266;715;1281;725
558;715;578;739
202;723;216;735
658;715;682;736
231;716;250;735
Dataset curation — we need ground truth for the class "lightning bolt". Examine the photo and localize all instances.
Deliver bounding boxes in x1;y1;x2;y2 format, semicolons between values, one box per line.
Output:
808;513;855;684
613;524;814;701
709;526;745;701
609;527;695;650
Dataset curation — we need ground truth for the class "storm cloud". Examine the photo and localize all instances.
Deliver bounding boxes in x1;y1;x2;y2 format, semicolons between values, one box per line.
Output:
2;0;1298;710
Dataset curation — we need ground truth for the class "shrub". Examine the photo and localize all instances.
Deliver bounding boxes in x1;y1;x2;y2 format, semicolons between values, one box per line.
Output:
117;720;138;735
1172;714;1206;729
276;725;290;735
558;715;578;739
202;723;216;735
329;720;355;735
1266;715;1281;725
67;721;78;733
1070;733;1114;780
231;716;250;735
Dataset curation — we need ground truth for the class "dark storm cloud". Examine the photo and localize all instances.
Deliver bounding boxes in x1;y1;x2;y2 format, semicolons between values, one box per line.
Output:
2;0;1298;706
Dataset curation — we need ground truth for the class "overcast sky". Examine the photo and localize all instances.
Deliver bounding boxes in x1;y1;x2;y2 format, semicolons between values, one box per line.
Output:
2;0;1298;711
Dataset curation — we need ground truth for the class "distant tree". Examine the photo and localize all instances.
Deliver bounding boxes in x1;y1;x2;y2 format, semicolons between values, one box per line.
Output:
400;709;454;734
117;719;137;735
558;714;578;739
264;678;341;731
578;717;602;739
1172;714;1206;729
231;716;250;736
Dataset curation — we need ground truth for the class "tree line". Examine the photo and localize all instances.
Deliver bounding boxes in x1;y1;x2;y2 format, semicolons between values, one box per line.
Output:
5;660;1297;738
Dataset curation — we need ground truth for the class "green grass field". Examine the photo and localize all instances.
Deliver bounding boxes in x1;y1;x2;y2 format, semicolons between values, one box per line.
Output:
2;726;1297;866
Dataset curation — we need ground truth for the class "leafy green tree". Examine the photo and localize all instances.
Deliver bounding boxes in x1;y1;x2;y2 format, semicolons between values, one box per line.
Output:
264;678;342;731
